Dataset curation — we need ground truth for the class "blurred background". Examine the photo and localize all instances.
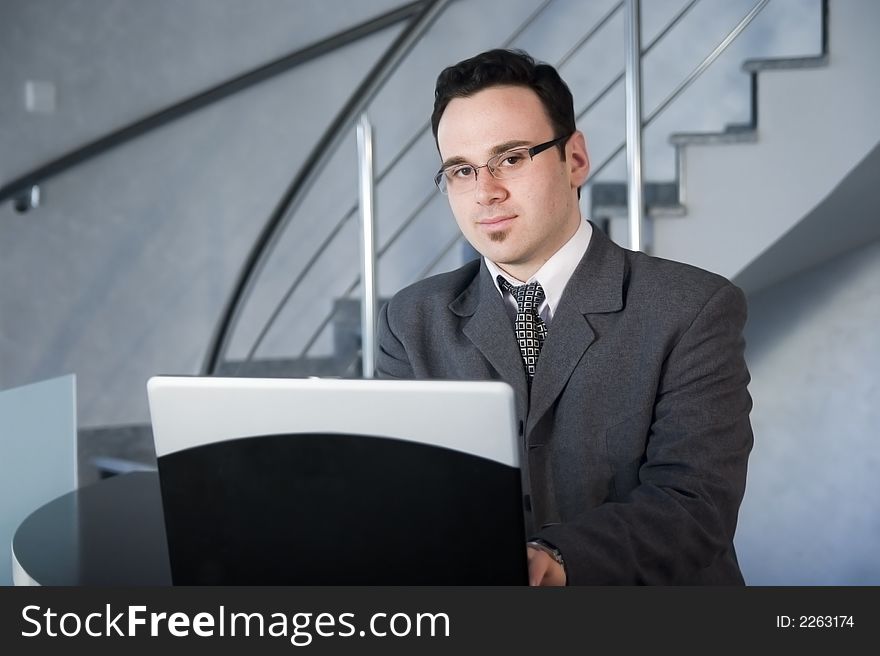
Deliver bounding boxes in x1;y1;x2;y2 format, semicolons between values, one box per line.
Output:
1;0;877;584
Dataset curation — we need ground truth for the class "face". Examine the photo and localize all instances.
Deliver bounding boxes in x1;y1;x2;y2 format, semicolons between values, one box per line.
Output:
436;85;590;281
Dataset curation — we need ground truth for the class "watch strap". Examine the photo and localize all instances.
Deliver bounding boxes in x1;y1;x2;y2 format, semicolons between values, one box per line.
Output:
527;539;564;567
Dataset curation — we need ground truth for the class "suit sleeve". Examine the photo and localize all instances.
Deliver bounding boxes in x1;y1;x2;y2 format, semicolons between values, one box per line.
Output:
537;282;754;584
376;300;414;379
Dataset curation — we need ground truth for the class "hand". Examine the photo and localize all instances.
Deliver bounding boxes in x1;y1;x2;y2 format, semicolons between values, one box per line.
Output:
527;546;566;586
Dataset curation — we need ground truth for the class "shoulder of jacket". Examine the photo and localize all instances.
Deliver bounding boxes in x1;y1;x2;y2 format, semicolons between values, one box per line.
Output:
624;249;742;310
384;258;481;318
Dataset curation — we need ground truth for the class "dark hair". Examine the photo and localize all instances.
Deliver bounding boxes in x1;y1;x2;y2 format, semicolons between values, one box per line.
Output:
431;49;575;157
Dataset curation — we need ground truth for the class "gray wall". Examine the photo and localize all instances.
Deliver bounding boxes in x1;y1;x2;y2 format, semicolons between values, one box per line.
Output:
736;239;880;585
1;0;874;586
0;0;407;180
1;1;404;427
0;0;822;428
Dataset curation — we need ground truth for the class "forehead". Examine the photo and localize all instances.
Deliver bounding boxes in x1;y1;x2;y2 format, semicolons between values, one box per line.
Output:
436;85;554;159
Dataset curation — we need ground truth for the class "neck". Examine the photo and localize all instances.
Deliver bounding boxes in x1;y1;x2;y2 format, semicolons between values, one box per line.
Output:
495;213;582;282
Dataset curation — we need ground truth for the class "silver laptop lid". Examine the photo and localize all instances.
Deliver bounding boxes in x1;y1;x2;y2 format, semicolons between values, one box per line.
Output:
147;376;518;467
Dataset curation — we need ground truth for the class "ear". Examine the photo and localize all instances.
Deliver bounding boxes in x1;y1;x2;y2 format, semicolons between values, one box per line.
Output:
567;131;590;188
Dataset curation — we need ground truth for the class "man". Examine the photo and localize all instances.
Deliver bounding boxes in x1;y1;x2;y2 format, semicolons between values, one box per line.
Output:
376;49;753;585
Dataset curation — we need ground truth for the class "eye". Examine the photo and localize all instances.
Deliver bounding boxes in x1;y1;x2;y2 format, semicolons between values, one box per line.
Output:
449;165;475;179
497;151;528;168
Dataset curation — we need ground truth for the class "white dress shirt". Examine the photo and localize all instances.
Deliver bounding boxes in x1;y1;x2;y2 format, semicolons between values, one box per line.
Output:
486;218;593;324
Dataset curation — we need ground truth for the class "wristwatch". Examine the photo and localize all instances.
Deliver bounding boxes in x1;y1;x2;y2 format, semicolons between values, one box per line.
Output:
527;539;565;567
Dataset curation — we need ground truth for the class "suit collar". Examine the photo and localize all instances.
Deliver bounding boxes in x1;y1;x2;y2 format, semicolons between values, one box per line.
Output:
559;221;625;315
527;225;626;430
483;218;594;320
451;260;530;410
446;224;627;429
449;258;490;318
448;222;625;316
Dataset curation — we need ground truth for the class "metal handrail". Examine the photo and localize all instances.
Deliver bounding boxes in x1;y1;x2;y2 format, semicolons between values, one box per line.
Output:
647;0;769;126
0;1;429;205
295;0;707;362
502;0;558;48
356;114;377;378
555;1;623;70
354;0;702;265
407;0;751;288
587;0;770;182
201;0;451;374
575;0;701;124
264;0;677;363
624;0;645;252
298;0;705;359
234;0;558;367
229;0;775;372
415;229;466;282
299;208;462;361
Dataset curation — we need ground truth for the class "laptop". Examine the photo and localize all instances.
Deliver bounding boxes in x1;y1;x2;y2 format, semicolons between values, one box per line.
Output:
147;376;527;585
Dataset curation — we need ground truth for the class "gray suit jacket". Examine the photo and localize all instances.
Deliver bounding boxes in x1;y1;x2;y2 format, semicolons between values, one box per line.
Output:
376;224;753;584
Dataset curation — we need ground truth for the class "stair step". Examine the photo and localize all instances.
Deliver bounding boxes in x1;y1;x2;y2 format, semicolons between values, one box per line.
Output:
216;354;361;378
669;127;758;146
78;423;157;487
590;181;685;217
216;297;391;379
91;456;156;478
742;54;829;73
723;122;755;134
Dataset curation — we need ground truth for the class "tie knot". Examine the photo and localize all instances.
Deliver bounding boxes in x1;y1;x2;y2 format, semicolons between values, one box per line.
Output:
497;276;545;312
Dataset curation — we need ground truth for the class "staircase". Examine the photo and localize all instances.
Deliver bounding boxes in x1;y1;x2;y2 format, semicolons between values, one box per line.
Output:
35;0;874;586
217;0;838;375
650;0;880;291
53;0;877;480
231;0;879;376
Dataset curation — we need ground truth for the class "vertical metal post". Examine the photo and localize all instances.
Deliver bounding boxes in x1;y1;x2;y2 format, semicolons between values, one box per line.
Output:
357;114;377;378
624;0;644;252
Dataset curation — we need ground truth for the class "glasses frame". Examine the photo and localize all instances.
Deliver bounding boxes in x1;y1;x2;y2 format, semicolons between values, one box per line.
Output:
433;134;572;194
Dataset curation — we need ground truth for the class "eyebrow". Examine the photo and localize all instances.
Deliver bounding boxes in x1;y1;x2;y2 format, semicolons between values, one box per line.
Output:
440;139;533;170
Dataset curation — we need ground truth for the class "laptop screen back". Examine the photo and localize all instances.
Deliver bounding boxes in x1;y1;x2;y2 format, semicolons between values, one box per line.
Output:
147;376;526;585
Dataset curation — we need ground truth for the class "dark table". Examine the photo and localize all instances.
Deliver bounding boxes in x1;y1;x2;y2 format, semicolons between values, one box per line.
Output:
12;471;172;585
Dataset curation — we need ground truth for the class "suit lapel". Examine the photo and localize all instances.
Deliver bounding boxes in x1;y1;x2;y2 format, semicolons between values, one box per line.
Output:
450;261;529;413
528;225;626;433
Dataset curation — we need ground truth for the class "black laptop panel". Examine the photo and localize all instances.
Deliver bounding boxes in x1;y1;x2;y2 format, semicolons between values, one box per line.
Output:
147;377;527;585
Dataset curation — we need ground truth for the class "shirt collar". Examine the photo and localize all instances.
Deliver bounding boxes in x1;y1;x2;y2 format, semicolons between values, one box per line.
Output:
486;218;592;317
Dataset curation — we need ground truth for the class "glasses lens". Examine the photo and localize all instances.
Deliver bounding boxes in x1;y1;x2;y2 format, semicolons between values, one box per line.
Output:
487;149;530;179
435;140;558;194
438;165;477;194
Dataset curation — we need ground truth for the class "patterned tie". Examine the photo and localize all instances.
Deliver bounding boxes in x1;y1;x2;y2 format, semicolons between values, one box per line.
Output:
497;276;548;380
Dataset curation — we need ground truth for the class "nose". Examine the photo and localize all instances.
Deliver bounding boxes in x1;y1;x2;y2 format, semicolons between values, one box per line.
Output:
473;166;508;205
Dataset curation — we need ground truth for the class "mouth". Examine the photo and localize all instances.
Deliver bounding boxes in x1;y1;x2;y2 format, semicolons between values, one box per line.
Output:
477;215;516;230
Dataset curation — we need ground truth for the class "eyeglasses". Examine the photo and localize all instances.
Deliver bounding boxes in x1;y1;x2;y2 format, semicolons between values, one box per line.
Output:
433;134;571;195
